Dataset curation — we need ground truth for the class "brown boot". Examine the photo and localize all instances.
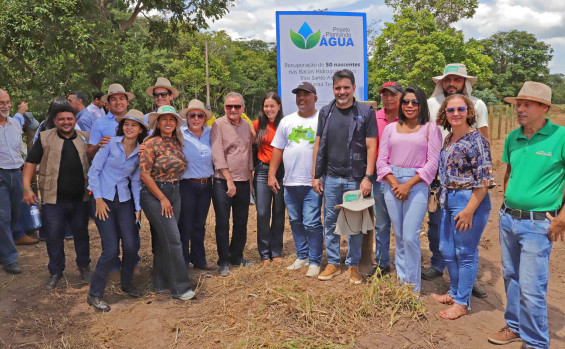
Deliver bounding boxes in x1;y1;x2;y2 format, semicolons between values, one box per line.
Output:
317;264;341;280
14;235;39;245
348;266;362;284
488;325;522;345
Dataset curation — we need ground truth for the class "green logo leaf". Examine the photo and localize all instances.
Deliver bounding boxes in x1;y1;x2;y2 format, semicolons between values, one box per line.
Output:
306;30;321;49
290;29;306;49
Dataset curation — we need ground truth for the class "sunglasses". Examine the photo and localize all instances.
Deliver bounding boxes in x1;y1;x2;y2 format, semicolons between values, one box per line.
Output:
153;92;170;98
401;99;420;106
225;104;242;110
188;112;205;119
446;106;468;115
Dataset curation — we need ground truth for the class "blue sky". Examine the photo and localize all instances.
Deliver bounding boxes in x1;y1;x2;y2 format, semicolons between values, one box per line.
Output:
206;0;565;74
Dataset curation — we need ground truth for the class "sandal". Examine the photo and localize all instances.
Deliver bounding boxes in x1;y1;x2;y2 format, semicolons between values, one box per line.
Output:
439;303;468;320
430;293;454;305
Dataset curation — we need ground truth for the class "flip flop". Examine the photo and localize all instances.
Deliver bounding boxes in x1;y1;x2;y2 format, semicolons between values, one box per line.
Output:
430;293;454;305
439;303;468;320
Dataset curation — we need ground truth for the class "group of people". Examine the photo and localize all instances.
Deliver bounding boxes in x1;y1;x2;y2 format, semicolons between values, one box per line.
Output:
1;63;564;349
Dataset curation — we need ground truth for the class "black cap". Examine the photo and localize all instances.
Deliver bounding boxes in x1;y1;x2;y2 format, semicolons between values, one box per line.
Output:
292;82;317;95
379;81;404;94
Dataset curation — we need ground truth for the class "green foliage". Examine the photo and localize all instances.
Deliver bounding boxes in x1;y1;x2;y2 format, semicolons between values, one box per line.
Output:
472;88;499;106
385;0;479;29
545;74;565;104
369;8;492;100
479;30;554;100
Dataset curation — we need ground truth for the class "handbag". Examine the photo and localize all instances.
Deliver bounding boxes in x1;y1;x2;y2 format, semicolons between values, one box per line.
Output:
425;122;440;212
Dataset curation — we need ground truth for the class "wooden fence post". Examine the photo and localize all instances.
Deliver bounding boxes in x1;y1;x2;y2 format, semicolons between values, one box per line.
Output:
497;104;503;140
489;105;494;141
505;105;511;135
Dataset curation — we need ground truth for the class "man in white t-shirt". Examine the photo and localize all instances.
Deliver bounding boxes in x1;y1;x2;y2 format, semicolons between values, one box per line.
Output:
424;63;489;298
268;82;323;277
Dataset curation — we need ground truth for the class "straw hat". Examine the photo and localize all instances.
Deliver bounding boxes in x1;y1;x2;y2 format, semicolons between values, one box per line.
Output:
100;83;135;104
504;81;562;113
180;99;213;121
145;77;180;99
147;105;186;145
115;109;150;131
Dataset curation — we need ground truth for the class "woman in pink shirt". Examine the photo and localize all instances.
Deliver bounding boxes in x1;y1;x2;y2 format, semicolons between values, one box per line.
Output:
376;86;442;292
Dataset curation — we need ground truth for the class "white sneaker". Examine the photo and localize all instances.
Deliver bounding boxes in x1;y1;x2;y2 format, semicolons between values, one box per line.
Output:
305;264;321;277
176;289;195;301
286;258;309;270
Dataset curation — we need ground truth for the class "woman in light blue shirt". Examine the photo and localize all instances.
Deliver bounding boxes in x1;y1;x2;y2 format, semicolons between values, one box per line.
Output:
86;109;148;312
178;99;216;270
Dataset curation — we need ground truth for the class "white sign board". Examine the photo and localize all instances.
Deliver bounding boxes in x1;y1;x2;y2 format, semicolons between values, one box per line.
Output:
276;11;367;115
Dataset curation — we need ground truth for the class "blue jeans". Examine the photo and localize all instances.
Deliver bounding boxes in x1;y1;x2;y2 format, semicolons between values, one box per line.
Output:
440;190;491;308
42;201;90;275
141;181;192;296
284;185;323;265
253;161;285;260
212;178;250;266
427;208;445;272
323;176;363;267
372;181;392;268
383;167;428;292
0;168;22;265
89;198;140;297
499;207;553;349
178;179;212;267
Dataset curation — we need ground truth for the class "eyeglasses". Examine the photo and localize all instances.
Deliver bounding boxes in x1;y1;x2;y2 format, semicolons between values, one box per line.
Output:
153;92;170;98
401;99;420;106
446;106;468;115
0;101;11;107
225;105;242;110
188;112;205;119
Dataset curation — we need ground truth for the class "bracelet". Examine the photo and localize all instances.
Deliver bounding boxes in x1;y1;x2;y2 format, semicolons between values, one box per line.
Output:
24;187;33;190
158;195;166;201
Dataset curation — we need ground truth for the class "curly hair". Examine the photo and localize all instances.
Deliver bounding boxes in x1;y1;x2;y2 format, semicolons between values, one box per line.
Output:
436;94;476;132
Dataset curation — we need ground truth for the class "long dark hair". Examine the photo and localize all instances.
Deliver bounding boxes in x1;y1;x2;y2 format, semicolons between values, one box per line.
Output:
256;92;283;148
39;98;70;132
398;86;430;125
116;118;148;144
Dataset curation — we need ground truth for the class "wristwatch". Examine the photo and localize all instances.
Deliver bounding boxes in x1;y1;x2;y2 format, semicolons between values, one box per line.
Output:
363;174;375;182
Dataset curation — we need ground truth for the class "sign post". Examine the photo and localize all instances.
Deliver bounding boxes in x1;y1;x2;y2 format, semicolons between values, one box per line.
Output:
276;11;368;114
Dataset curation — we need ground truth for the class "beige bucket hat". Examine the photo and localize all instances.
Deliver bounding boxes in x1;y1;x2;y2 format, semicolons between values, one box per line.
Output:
334;190;375;211
431;63;477;98
115;109;150;131
101;83;135;104
504;81;562;113
334;190;374;236
146;77;180;99
147;105;186;145
180;99;213;121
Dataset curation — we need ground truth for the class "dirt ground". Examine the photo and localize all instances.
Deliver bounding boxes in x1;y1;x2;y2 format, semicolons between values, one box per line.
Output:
1;116;564;349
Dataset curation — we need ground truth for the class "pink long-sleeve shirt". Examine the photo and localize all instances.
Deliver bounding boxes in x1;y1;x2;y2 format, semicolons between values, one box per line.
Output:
376;121;442;185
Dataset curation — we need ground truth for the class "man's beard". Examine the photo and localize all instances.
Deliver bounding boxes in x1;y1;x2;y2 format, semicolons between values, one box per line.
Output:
443;86;464;96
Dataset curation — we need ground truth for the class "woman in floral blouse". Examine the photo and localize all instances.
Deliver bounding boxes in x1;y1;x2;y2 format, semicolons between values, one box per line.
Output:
430;94;495;320
140;105;194;301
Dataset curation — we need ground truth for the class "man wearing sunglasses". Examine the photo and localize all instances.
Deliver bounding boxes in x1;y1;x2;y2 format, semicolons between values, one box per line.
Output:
423;63;490;298
313;69;378;284
144;77;180;125
211;92;254;276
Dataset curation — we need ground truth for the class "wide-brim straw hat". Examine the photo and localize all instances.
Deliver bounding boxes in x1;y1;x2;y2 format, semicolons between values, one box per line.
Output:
145;77;180;99
334;190;375;211
180;99;213;121
504;81;562;113
115;109;150;131
147;105;186;145
101;83;135;104
431;63;477;98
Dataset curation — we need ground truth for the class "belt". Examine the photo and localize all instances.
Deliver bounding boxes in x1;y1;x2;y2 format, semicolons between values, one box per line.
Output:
186;177;212;184
501;203;559;220
391;166;417;177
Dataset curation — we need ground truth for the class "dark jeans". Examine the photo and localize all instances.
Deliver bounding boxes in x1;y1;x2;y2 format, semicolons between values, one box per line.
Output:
0;168;22;265
253;161;285;260
212;178;250;266
42;201;90;275
89;198;140;297
178;179;212;267
140;181;191;296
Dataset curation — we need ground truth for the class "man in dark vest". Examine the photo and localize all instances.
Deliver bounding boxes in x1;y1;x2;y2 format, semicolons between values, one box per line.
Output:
23;102;92;290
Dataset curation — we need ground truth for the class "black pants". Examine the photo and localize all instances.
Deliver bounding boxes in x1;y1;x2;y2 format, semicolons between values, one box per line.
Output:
140;182;191;296
211;178;250;266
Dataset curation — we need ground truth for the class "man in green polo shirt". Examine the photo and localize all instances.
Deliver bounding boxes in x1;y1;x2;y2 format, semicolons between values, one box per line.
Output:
488;81;565;349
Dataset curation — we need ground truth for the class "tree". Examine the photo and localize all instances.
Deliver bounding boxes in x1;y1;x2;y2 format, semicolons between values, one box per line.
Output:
472;88;499;106
545;74;565;105
479;30;553;100
369;8;492;100
385;0;478;29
